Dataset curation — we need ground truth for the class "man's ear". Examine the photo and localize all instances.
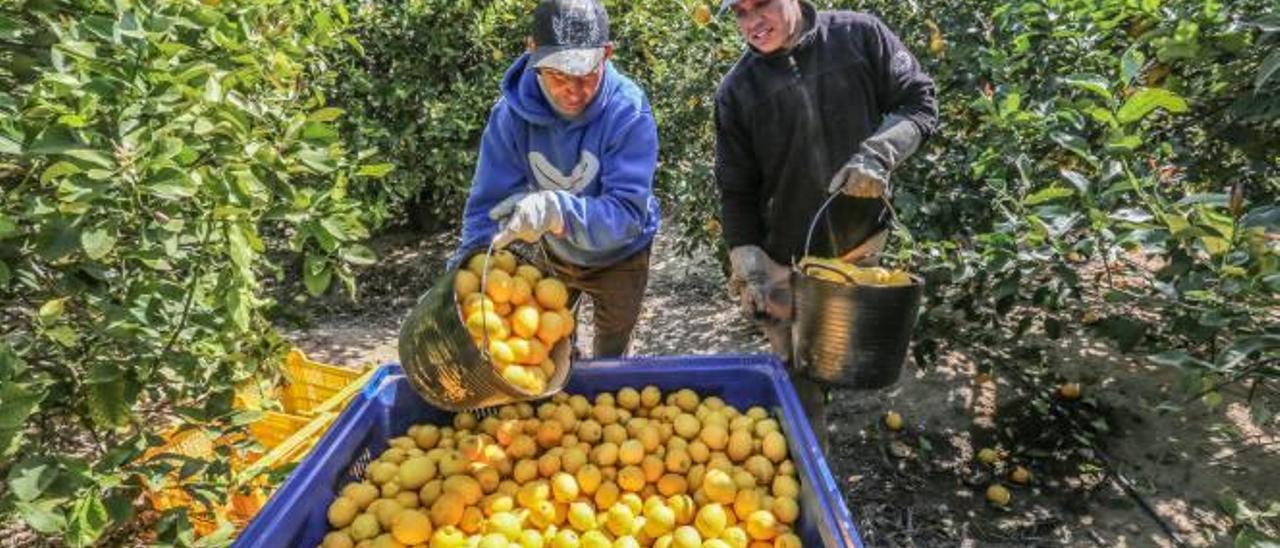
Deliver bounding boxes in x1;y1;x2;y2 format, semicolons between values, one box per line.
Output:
603;43;615;60
525;36;536;52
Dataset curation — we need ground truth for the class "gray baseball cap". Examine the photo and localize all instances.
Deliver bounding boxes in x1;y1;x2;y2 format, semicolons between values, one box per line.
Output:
529;0;610;76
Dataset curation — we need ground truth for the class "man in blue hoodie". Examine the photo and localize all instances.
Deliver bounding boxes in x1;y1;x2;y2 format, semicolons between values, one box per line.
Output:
454;0;661;358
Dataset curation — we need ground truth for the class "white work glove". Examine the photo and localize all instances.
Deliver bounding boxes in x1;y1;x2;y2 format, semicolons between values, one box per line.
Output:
489;191;566;249
728;245;792;322
828;114;924;198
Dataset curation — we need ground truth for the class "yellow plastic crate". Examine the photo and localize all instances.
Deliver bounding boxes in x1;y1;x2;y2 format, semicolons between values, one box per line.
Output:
280;349;371;415
143;349;371;537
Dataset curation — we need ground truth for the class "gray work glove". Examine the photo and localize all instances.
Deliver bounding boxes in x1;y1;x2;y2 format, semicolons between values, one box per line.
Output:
728;245;792;322
828;114;924;198
489;191;566;249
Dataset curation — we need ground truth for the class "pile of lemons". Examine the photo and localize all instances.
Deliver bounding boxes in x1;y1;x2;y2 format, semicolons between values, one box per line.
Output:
798;257;912;287
454;251;574;394
322;387;805;548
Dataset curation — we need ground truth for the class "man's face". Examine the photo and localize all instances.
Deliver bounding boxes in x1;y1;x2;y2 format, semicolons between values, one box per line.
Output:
535;45;614;117
731;0;802;55
538;65;605;116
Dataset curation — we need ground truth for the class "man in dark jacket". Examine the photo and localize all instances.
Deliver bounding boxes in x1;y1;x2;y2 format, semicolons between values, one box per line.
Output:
715;0;938;444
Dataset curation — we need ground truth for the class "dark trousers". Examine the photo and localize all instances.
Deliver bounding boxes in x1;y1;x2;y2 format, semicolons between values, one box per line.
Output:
546;247;651;358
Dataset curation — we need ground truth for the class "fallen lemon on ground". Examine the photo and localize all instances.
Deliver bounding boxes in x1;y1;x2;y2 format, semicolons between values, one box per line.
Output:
884;411;903;431
986;484;1012;506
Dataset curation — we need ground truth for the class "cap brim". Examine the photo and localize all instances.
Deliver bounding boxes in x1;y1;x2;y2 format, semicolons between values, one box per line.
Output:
719;0;739;13
530;47;606;76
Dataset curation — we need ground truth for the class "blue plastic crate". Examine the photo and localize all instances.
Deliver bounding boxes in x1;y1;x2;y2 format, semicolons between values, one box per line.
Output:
235;355;862;547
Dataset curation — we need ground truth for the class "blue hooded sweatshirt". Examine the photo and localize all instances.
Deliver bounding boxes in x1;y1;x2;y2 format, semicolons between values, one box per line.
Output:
454;53;661;268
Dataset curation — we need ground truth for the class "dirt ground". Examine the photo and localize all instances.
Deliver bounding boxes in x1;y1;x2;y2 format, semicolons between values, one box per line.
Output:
283;228;1279;547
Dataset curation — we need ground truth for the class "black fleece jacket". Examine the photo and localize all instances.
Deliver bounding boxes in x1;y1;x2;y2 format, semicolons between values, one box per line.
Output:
714;2;938;263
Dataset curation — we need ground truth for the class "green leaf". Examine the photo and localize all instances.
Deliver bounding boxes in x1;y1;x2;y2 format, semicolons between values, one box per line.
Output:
227;224;253;273
63;149;116;170
1177;193;1229;207
1059;74;1112;100
1050;131;1098;166
296;147;337;174
0;261;9;287
339;244;377;266
1121;47;1145;84
1116;88;1189;124
1257;50;1280;90
16;499;67;534
67;493;109;547
39;298;67;321
0;213;16;239
80;229;116;260
226;287;251;331
7;457;58;502
1235;526;1280;548
307;107;345;122
1024;186;1075;206
86;365;131;428
1059;169;1090;194
304;254;332;297
356;163;396;178
320;217;353;242
0;383;46;456
41;161;83;184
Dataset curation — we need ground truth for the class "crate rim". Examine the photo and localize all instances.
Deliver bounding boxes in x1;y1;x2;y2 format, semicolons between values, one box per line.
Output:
235;354;863;548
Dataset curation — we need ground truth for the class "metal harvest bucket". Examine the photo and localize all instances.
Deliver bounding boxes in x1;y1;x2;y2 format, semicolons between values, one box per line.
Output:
792;194;923;389
398;243;576;411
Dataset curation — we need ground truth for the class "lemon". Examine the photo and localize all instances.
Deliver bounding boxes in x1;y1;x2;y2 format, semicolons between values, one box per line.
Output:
535;278;569;310
773;532;802;548
551;472;580;503
327;496;359;528
1010;466;1031;484
703;469;737;505
672;525;702;548
467;310;509;341
455;270;480;298
695;503;729;538
485;511;523;540
486;269;515;304
510;276;534;306
771;475;799;499
492;250;517;273
761;431;787;463
342;482;380;510
606;503;639;536
884;411;904;431
568;501;597;532
619;439;645;465
618;465;646;492
322;531;355;548
744;510;778;540
430;492;464;527
771;496;798;524
391;509;433;545
986;484;1012;506
516;265;543;283
550;529;580;548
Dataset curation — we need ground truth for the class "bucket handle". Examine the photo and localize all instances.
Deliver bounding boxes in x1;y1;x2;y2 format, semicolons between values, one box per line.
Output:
800;192;900;268
798;261;860;285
